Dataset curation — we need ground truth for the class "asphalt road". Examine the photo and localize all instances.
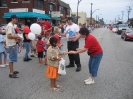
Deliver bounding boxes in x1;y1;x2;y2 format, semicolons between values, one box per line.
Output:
0;28;133;99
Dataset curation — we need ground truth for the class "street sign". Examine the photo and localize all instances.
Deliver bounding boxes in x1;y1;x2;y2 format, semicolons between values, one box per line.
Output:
9;8;28;12
51;11;60;17
33;9;45;14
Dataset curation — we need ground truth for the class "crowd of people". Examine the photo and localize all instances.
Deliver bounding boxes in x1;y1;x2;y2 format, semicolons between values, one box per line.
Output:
0;14;103;91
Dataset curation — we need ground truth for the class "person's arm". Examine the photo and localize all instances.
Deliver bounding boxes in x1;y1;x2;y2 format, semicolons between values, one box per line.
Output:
72;33;81;42
25;34;30;40
7;34;21;39
70;48;88;54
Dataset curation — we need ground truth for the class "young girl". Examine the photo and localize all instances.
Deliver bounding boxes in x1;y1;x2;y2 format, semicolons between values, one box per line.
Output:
53;27;63;50
0;29;8;67
45;37;71;91
36;35;44;64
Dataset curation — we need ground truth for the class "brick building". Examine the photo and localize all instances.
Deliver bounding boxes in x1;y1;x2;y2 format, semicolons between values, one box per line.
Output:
0;0;71;25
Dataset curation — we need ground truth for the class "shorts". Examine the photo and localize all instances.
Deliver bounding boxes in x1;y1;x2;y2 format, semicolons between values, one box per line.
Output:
0;51;7;60
38;52;43;58
7;45;18;62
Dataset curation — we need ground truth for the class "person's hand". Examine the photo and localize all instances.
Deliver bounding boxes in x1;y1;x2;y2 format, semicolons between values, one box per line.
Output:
57;56;61;61
76;48;82;51
3;39;6;43
69;51;77;54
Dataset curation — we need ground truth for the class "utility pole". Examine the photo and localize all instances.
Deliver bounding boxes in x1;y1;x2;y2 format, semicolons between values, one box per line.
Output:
77;0;82;24
90;3;93;26
127;6;132;21
121;11;124;20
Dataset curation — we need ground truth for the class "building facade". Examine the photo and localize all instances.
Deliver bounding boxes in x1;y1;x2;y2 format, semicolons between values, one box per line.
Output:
71;12;87;25
0;0;71;25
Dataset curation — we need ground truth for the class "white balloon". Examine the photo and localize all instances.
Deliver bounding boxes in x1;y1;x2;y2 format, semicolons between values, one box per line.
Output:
30;23;41;34
28;32;35;40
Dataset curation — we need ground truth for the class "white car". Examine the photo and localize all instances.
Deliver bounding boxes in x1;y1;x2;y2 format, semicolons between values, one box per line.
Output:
112;28;118;33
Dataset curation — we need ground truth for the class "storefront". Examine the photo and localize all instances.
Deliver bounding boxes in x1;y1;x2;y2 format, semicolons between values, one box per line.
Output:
3;8;50;28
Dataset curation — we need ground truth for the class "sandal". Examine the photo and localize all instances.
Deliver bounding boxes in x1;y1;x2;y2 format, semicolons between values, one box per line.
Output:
50;87;59;91
9;74;19;78
55;85;62;88
14;71;19;74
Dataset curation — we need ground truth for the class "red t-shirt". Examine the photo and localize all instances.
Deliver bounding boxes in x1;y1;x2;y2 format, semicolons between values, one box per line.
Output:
53;35;61;44
36;40;44;52
43;21;52;34
84;34;103;56
40;23;45;35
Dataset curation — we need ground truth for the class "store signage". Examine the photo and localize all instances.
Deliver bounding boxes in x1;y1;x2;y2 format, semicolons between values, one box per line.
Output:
33;9;45;14
51;11;60;17
9;8;28;12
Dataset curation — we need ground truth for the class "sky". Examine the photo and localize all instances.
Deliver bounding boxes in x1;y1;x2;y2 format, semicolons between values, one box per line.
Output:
61;0;133;24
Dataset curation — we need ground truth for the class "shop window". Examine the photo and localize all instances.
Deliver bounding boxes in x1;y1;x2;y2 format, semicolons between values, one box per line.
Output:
67;9;70;15
36;0;43;9
49;4;55;11
59;6;64;14
0;0;7;7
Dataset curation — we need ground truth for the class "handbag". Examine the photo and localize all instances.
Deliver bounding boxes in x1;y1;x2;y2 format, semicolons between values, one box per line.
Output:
58;58;66;75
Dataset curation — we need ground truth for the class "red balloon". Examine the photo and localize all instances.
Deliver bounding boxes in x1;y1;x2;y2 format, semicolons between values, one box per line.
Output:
15;27;19;32
23;26;30;33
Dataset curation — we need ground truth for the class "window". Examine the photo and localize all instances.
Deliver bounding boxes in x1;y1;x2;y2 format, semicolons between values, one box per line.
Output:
59;6;64;14
0;0;7;7
67;9;70;15
49;4;54;11
36;0;43;9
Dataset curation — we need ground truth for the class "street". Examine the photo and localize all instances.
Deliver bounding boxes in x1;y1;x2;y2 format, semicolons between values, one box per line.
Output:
0;28;133;99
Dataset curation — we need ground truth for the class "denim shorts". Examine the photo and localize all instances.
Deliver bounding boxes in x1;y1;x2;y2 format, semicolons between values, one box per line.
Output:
7;45;18;62
0;51;7;60
88;52;103;77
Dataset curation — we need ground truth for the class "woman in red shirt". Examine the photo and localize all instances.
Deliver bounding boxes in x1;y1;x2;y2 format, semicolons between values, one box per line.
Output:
70;27;103;85
36;35;44;64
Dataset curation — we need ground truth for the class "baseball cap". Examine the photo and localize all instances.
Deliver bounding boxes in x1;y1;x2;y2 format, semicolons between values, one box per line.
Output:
37;18;42;22
10;14;18;19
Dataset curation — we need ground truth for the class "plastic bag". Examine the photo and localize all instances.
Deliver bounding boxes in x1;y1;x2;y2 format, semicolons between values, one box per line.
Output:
58;58;66;75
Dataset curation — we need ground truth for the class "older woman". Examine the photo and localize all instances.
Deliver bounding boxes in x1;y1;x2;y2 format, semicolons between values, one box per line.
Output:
71;27;103;85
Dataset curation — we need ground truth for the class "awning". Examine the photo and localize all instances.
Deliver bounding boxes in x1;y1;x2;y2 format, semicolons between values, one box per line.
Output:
3;12;50;19
51;17;61;20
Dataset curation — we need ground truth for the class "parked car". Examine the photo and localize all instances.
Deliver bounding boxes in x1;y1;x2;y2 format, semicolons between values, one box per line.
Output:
0;24;7;35
117;24;129;35
121;29;133;41
112;27;118;33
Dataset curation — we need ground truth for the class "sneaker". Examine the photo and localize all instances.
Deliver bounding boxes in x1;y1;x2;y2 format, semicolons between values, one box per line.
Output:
4;64;9;66
34;55;37;58
0;65;6;68
85;79;95;85
27;58;32;60
84;77;92;83
30;54;34;57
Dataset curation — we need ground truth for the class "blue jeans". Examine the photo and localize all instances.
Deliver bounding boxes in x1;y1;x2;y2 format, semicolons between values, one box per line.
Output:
23;42;30;60
88;52;103;77
0;51;7;60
